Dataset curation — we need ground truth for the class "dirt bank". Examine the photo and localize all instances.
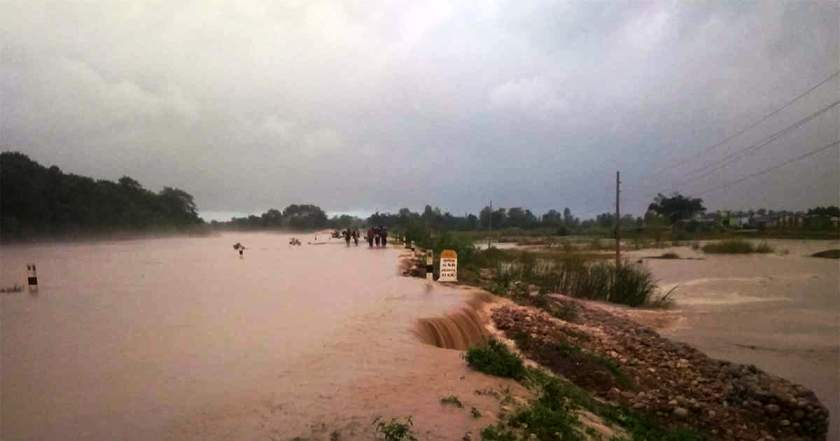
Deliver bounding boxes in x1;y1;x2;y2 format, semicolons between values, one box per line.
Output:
624;239;839;439
489;297;828;440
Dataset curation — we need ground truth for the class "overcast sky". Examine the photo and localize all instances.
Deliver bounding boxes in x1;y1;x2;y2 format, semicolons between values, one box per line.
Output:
2;1;838;220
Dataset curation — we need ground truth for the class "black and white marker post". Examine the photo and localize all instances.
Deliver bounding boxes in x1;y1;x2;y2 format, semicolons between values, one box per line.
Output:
26;264;38;291
425;250;434;281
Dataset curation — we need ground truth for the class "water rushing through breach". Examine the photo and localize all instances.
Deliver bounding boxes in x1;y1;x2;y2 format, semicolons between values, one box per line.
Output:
415;307;488;350
1;232;517;440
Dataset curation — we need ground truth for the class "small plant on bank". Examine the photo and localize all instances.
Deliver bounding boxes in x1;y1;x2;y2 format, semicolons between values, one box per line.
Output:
702;239;773;254
755;240;773;253
465;339;526;380
812;249;840;259
470;407;482;418
481;376;584;441
611;263;656;307
373;416;418;441
649;285;679;308
440;394;464;408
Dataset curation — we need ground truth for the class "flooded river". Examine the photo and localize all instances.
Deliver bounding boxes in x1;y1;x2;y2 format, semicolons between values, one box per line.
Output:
1;233;521;441
628;240;840;440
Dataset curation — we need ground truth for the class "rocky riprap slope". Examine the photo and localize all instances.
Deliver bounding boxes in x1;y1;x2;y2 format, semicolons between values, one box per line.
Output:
491;298;828;441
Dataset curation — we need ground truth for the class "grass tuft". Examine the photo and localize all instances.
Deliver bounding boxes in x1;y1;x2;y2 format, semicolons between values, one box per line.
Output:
373;416;417;441
465;339;526;380
812;249;840;259
440;394;464;408
701;239;773;254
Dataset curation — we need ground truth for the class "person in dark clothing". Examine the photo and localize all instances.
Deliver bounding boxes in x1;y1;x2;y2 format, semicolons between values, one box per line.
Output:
367;228;374;247
343;229;351;246
352;229;359;246
381;227;388;247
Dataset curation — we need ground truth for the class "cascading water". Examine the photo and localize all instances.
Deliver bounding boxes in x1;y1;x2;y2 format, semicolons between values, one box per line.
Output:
415;304;489;350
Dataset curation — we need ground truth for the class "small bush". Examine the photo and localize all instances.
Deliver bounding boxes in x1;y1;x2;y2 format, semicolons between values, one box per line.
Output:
471;407;482;418
755;241;773;253
465;339;526;380
440;395;463;408
588;238;606;250
431;231;477;266
481;376;583;441
812;249;840;259
611;263;656;307
701;239;774;254
373;416;417;441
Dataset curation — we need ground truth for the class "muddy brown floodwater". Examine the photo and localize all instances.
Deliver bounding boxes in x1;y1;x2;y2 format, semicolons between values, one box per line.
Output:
1;232;525;441
626;239;840;440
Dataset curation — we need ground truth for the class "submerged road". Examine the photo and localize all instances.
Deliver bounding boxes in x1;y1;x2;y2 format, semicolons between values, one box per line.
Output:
1;232;520;440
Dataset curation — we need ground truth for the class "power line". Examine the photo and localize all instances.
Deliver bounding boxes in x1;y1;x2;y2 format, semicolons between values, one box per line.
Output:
692;140;839;197
654;69;840;174
675;99;840;186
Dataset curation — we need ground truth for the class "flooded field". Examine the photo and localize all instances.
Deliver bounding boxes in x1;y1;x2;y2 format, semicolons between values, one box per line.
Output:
627;240;840;439
0;233;522;441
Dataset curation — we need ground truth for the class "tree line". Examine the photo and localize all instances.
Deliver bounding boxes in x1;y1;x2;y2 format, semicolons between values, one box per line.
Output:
1;152;202;239
219;205;331;230
3;151;835;239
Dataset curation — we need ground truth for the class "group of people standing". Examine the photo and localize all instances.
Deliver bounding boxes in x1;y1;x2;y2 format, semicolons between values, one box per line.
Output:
366;226;388;247
342;229;360;246
339;227;389;247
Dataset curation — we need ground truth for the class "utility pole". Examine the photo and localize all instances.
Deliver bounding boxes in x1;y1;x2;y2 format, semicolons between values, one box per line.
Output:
488;200;493;250
615;171;621;269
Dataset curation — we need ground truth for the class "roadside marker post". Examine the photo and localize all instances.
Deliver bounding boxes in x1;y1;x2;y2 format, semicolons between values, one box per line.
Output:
26;264;38;291
425;250;434;281
438;249;458;282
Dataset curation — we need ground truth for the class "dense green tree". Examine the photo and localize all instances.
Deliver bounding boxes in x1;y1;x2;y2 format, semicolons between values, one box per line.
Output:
282;204;328;229
647;192;706;224
0;152;203;238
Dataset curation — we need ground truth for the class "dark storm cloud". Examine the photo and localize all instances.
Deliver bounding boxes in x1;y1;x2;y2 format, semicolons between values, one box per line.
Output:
1;1;837;218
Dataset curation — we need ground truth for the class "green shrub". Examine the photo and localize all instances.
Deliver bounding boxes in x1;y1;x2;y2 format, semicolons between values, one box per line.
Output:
431;231;477;266
611;263;656;307
702;239;773;254
755;241;773;253
480;376;583;441
465;339;526;380
373;416;417;441
440;395;463;408
812;249;840;259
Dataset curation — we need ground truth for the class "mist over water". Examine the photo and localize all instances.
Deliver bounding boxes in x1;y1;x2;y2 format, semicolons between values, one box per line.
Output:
0;233;485;440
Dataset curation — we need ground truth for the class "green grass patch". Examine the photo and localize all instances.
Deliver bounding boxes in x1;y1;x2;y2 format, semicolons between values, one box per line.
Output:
475;247;657;307
701;239;773;254
522;369;704;441
465;339;526;380
481;376;583;441
373;416;417;441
